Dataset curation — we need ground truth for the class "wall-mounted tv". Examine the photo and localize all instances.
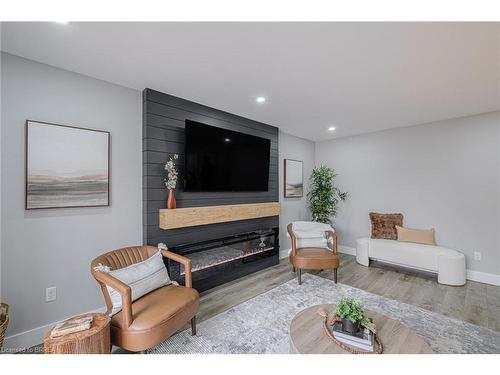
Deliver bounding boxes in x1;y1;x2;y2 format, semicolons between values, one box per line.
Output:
184;120;271;192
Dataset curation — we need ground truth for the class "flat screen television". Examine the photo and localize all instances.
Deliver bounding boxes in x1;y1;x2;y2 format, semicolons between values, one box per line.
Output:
184;120;271;192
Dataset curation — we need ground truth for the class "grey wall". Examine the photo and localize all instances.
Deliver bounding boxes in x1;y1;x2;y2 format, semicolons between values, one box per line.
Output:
1;53;142;339
279;131;316;256
143;89;279;248
316;112;500;275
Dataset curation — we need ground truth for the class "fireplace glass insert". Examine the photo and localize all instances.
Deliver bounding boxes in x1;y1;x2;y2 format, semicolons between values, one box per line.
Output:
166;228;279;291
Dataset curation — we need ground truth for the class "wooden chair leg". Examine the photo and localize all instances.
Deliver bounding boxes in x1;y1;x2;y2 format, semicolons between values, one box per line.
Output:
298;269;302;285
191;316;197;336
334;268;338;284
292;266;296;273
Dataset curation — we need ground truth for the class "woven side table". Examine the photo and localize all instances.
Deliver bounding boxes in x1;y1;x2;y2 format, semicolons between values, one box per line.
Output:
44;313;110;354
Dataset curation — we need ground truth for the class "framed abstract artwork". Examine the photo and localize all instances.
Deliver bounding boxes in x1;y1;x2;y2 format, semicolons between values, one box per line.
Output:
25;120;110;209
284;159;303;198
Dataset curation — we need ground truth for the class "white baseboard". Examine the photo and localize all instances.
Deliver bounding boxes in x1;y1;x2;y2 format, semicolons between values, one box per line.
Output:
338;245;356;256
371;258;500;287
279;249;290;259
466;270;500;286
2;306;106;353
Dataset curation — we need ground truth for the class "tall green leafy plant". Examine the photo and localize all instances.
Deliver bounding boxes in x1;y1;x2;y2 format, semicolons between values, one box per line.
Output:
307;166;347;225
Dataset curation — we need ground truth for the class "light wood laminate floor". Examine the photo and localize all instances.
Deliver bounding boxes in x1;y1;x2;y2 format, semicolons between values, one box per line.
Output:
199;254;500;333
24;253;500;353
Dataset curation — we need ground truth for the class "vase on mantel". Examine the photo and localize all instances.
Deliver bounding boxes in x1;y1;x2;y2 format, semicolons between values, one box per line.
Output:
167;189;176;209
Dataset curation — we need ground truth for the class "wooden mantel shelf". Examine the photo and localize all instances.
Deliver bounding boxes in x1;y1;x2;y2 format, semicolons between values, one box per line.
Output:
159;202;281;230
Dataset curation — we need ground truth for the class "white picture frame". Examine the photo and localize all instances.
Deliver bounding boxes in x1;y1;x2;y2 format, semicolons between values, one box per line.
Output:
25;120;110;209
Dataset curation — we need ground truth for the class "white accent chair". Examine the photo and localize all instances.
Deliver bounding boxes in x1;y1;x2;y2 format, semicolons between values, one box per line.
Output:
356;238;466;286
287;221;339;284
288;221;331;249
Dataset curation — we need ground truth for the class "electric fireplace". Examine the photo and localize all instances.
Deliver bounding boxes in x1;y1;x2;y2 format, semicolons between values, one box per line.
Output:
165;228;279;292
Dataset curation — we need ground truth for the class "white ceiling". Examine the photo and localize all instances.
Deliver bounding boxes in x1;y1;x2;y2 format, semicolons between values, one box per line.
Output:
1;22;499;141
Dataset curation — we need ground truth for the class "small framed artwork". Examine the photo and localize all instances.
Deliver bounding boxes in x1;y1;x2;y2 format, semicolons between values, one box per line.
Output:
25;120;110;209
284;159;303;198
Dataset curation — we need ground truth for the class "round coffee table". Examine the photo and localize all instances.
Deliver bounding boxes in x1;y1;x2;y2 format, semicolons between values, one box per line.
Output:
289;304;433;354
44;313;110;354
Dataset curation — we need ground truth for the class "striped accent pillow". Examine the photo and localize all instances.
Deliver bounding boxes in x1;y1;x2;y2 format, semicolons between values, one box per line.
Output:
106;251;172;315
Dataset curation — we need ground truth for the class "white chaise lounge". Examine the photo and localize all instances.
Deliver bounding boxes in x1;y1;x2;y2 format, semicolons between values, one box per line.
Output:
356;238;466;286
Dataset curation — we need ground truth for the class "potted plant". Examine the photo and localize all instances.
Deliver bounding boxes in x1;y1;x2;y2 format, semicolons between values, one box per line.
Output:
335;297;369;334
307;166;347;225
164;154;179;209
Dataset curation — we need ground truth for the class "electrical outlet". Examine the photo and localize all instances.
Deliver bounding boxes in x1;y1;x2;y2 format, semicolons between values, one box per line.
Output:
46;286;57;302
473;251;482;261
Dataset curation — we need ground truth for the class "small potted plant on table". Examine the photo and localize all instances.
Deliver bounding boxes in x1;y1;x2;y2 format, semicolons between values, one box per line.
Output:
335;297;369;334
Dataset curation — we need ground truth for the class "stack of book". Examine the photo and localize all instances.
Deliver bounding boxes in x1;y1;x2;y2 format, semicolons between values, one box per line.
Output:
332;322;374;352
50;316;93;338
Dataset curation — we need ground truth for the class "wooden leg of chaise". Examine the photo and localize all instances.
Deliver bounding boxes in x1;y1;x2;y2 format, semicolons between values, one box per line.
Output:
191;316;197;336
292;266;296;273
298;269;302;285
334;268;338;284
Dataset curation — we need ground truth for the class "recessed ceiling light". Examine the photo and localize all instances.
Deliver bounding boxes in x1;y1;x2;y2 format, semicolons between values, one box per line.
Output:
224;138;231;142
54;21;70;24
328;126;336;132
256;96;266;104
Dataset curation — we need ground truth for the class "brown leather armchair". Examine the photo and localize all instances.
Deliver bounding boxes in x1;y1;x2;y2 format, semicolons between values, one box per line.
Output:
90;245;199;352
287;223;339;285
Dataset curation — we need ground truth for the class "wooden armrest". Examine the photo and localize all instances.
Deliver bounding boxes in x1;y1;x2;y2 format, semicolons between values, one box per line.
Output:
93;271;133;328
161;249;193;288
287;223;298;256
325;230;338;254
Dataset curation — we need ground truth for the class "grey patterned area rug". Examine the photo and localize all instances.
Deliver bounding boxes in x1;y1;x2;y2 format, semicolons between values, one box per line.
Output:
147;274;500;354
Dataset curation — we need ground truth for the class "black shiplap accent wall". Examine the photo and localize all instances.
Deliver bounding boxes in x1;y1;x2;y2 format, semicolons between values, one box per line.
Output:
143;89;279;247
